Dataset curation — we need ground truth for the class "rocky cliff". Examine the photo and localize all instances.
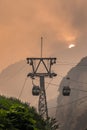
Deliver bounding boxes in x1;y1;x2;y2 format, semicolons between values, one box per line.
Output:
56;56;87;130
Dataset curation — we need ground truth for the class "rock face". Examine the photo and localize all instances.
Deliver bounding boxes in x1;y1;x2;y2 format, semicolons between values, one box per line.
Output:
56;56;87;130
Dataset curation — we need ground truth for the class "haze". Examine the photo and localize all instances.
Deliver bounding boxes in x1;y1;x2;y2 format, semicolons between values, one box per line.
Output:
0;0;87;74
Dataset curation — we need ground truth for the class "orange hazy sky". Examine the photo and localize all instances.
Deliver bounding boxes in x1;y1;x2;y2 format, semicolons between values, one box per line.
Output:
0;0;87;71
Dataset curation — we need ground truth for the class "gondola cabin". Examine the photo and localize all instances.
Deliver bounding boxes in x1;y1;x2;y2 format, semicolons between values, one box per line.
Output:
62;86;71;96
32;86;40;96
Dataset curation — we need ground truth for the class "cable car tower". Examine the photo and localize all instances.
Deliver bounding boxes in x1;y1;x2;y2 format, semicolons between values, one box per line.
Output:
27;37;57;120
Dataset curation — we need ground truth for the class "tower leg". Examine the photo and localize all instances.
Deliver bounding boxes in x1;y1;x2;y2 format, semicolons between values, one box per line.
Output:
38;76;48;120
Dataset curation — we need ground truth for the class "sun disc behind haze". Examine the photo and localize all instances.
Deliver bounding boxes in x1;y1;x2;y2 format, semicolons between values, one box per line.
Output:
68;44;76;48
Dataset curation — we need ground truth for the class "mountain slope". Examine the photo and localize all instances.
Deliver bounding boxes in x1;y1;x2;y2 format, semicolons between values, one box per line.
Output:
0;60;37;106
0;60;57;117
56;56;87;130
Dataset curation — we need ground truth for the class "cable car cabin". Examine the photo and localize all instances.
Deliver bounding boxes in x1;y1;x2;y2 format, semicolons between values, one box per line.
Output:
32;86;40;96
62;86;71;96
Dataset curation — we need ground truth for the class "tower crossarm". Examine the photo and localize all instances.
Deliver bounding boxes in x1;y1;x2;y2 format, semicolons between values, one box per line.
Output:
27;57;57;75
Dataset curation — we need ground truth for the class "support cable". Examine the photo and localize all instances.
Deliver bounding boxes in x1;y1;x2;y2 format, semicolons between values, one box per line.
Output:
18;77;28;99
56;60;87;66
45;80;87;93
46;78;54;90
48;95;87;109
56;73;87;85
71;87;87;93
35;77;87;93
2;63;27;81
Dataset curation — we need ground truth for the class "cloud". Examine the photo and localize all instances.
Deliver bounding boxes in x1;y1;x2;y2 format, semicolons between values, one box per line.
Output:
0;0;87;70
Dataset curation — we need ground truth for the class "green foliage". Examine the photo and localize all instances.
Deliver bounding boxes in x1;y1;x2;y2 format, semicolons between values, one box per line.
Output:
0;95;48;130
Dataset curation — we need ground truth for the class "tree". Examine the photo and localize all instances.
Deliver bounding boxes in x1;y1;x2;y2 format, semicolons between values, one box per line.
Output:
0;95;59;130
0;96;48;130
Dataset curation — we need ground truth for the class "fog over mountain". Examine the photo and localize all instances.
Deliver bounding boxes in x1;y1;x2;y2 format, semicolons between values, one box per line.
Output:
1;56;87;124
56;56;87;130
0;60;31;102
0;60;57;117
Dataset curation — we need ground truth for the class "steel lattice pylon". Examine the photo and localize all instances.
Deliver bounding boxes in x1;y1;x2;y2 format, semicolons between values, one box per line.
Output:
27;58;57;119
38;76;48;119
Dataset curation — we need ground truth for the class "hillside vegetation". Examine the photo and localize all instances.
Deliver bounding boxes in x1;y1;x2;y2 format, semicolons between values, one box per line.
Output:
0;95;52;130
